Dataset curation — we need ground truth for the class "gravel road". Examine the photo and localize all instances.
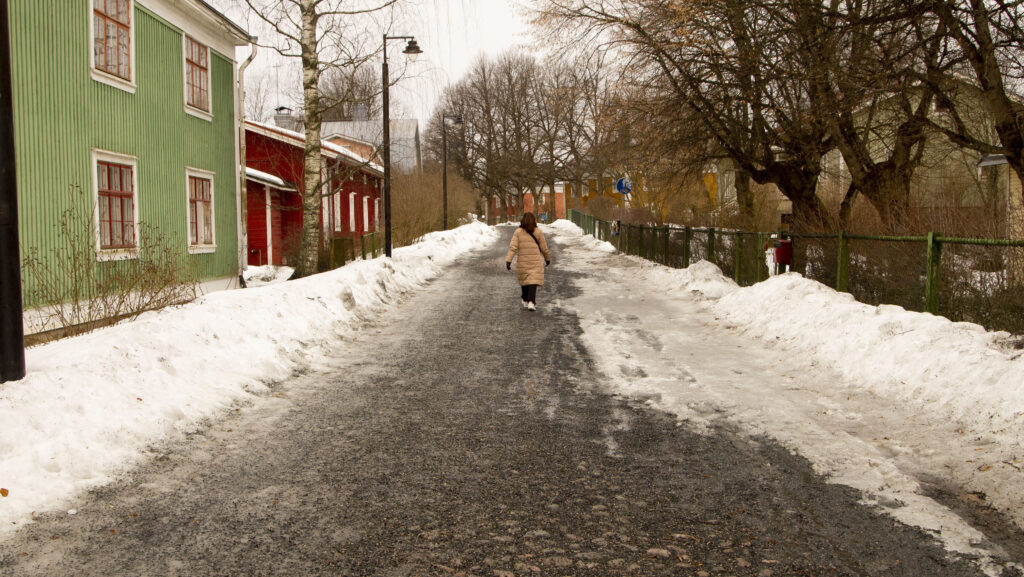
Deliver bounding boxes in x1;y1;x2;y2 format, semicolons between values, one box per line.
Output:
0;228;991;576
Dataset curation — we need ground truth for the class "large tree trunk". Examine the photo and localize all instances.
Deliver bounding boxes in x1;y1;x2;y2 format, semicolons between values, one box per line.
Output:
292;0;323;279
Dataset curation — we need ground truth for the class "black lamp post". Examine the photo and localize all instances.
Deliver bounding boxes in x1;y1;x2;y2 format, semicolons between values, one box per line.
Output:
381;35;421;257
0;0;25;383
441;114;462;231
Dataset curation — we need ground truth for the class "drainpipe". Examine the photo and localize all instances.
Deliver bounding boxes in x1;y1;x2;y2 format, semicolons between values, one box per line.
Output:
236;37;257;288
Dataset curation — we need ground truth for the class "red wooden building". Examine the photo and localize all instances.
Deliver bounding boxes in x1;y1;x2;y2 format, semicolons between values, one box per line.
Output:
244;120;384;267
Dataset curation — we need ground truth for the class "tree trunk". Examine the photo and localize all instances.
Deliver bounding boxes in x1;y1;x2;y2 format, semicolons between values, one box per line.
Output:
734;169;754;227
292;0;323;280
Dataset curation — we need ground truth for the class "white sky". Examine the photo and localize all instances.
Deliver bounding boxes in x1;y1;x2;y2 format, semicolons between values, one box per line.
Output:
212;0;533;122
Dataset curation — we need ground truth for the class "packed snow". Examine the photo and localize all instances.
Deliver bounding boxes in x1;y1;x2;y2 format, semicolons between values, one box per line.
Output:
0;221;498;537
1;218;1022;574
547;219;1024;574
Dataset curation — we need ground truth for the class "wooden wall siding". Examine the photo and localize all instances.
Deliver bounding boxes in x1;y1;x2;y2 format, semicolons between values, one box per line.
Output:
10;2;238;306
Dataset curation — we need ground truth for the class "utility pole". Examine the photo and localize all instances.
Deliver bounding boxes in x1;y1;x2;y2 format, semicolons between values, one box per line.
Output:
0;0;25;383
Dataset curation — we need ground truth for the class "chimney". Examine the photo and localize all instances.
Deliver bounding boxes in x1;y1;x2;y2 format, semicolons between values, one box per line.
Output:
352;103;369;121
274;106;298;131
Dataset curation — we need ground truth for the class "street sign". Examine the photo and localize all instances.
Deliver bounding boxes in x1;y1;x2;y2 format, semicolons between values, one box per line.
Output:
615;176;633;195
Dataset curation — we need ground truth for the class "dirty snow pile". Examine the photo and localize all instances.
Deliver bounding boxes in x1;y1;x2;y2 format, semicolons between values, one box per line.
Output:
0;221;498;536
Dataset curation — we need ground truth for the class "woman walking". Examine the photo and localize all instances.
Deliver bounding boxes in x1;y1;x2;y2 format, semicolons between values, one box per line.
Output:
506;212;551;311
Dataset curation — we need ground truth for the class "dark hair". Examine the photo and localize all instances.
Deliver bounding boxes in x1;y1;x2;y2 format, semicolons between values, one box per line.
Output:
520;212;537;233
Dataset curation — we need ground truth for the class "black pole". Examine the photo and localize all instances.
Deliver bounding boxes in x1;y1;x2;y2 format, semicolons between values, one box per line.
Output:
381;36;392;257
0;0;25;383
442;120;448;231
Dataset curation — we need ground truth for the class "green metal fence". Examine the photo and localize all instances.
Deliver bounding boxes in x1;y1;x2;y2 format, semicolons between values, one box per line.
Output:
568;210;1024;335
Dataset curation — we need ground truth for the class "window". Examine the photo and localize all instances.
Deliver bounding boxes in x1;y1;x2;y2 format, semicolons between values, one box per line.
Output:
184;36;210;113
93;151;138;256
187;170;215;250
92;0;133;90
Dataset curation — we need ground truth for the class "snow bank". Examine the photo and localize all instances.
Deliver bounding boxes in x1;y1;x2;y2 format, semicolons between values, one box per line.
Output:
552;218;1024;435
0;221;497;535
713;273;1024;434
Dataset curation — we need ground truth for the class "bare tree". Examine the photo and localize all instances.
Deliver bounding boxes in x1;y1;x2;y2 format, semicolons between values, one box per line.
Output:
532;0;838;230
320;64;382;121
239;0;395;279
244;72;274;123
925;0;1024;183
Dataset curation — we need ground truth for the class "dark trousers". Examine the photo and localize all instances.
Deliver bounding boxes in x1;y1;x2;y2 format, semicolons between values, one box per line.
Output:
521;284;538;303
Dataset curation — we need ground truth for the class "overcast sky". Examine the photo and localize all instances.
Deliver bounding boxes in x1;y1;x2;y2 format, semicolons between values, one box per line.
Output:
212;0;533;123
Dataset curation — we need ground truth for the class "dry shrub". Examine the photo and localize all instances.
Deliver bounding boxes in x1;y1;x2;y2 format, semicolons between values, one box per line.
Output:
391;165;479;247
21;186;199;339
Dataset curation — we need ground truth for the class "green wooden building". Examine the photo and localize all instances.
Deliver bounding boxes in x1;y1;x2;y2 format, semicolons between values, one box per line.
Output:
9;1;251;335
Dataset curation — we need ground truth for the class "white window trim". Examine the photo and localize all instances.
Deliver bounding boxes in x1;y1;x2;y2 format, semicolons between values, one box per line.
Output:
265;187;274;265
374;197;381;232
92;149;140;261
349;192;356;233
333;192;342;232
362;196;369;235
182;34;213;121
88;0;137;94
185;167;217;254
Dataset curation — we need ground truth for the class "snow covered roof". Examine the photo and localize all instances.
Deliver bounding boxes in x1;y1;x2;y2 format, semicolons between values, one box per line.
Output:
245;167;295;191
322;119;420;143
245;120;384;177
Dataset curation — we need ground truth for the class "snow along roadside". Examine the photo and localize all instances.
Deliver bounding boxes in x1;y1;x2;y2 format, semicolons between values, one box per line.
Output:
0;221;499;537
548;219;1024;573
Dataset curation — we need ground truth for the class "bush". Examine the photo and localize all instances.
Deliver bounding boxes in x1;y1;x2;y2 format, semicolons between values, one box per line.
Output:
22;186;199;339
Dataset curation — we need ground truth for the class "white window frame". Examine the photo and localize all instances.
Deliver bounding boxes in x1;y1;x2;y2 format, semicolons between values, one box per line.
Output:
333;192;342;233
182;34;213;121
374;198;381;232
349;192;356;233
89;0;137;94
92;149;140;261
185;167;217;254
362;196;369;234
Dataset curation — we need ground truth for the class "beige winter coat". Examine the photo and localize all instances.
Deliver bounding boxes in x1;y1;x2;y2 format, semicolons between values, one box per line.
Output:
506;227;551;286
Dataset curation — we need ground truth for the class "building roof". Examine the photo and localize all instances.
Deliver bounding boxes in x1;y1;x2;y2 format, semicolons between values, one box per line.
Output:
322;119;420;144
245;120;384;177
193;0;250;43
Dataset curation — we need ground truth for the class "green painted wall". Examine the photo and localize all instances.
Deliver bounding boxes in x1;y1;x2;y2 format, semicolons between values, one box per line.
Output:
10;1;239;307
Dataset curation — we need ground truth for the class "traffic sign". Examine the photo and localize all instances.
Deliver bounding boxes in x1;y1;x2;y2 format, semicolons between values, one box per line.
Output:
616;176;633;195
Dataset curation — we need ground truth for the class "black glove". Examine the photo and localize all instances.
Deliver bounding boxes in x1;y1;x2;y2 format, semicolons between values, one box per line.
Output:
506;262;511;271
545;260;550;267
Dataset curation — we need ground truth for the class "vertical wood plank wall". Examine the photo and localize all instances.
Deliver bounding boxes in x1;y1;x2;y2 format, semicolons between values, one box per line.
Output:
10;1;239;306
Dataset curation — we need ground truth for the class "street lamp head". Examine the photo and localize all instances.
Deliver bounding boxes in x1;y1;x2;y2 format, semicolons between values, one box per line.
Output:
452;115;463;126
403;39;423;62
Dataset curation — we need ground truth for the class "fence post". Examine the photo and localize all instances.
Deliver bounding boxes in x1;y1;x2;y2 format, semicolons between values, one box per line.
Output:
836;231;849;292
683;226;692;267
708;227;716;266
643;225;651;262
733;233;742;284
361;235;367;260
662;226;670;266
925;232;942;314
